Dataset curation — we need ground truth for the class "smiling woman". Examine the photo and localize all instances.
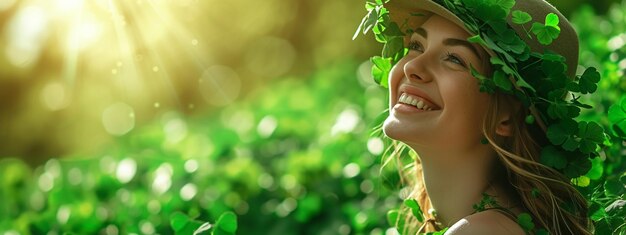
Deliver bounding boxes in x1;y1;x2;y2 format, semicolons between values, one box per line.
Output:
356;0;607;234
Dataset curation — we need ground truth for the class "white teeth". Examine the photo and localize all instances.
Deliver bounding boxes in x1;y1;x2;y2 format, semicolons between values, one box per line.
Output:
416;100;424;109
398;93;435;111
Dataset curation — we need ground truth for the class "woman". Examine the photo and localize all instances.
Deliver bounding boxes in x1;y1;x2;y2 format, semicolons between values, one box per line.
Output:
357;0;602;234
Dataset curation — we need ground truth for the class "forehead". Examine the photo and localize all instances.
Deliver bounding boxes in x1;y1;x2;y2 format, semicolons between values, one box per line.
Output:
417;14;471;39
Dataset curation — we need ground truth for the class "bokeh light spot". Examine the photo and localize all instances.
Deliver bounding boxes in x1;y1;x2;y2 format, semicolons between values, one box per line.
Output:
68;168;83;185
257;115;277;138
257;173;274;189
5;5;48;68
57;205;71;225
66;13;102;51
184;159;199;173
140;221;155;235
199;65;241;106
152;163;173;195
102;102;135;136
343;163;360;178
116;158;136;184
148;200;161;215
367;137;384;155
38;172;54;192
180;183;197;201
40;81;71;111
331;108;360;136
164;118;188;144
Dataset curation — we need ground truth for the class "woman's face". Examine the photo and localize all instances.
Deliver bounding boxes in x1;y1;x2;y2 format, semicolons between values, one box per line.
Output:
383;14;492;152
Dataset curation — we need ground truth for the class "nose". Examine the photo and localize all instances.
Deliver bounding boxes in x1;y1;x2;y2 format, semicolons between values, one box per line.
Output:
403;55;433;83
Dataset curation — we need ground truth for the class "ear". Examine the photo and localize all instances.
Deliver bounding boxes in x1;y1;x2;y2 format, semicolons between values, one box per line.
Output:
495;113;513;137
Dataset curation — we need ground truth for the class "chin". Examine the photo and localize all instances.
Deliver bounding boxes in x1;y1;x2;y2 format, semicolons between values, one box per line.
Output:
382;115;410;142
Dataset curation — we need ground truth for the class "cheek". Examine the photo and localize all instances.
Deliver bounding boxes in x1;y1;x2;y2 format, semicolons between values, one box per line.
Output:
388;62;406;101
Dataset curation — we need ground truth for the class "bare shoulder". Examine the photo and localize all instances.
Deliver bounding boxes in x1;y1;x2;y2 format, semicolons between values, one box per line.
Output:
444;210;525;235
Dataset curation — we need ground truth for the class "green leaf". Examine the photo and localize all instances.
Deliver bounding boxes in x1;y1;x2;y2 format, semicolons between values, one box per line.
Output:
604;179;625;197
578;67;600;94
382;36;404;58
531;22;560;45
588;202;607;221
536;229;550;235
608;97;626;137
171;212;190;232
564;156;592;179
512;10;532;24
585;157;604;180
571;175;590;187
545;13;560;27
370;56;391;88
577;121;605;154
471;65;496;93
516;213;535;231
404;199;424;222
493;70;512;91
468;35;487;46
214;212;237;234
546;120;578;148
540;146;567;170
489;57;515;75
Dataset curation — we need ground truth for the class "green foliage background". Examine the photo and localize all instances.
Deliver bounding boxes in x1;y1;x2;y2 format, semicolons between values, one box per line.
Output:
1;1;626;234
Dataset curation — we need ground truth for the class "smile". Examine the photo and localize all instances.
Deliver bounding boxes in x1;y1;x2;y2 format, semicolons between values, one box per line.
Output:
398;93;440;111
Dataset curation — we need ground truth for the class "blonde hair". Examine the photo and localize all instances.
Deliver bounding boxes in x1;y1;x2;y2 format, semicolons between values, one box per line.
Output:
386;92;593;234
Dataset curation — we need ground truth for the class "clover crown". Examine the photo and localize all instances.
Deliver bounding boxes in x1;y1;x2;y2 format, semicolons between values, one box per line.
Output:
355;0;608;180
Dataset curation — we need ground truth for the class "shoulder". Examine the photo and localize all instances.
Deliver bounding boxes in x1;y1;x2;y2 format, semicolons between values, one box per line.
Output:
444;210;525;235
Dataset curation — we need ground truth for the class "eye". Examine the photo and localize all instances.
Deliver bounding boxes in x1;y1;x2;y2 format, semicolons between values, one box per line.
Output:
407;40;424;52
445;52;467;68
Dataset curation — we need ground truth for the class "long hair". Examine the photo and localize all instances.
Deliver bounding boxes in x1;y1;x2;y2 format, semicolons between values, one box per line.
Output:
386;91;593;234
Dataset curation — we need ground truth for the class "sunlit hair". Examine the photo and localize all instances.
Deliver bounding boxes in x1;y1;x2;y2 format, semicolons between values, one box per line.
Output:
385;91;593;235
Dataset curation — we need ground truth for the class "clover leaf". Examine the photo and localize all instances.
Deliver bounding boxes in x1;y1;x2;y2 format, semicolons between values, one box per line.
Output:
371;56;391;88
608;97;626;137
512;10;532;24
540;145;567;170
578;67;600;94
382;36;404;58
577;121;605;154
546;119;579;151
547;103;580;120
214;212;238;234
493;70;512;91
564;156;592;179
171;212;190;232
530;13;561;45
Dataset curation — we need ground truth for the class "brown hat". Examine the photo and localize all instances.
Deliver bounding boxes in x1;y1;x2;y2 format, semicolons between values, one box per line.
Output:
386;0;579;78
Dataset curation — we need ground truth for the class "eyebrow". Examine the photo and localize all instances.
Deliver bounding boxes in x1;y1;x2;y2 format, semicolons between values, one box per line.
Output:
414;27;483;61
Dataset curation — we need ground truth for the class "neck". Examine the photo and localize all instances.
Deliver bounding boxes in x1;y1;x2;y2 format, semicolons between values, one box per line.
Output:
411;144;498;226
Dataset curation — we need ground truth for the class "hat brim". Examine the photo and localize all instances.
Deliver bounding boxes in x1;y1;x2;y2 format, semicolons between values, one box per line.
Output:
386;0;497;57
